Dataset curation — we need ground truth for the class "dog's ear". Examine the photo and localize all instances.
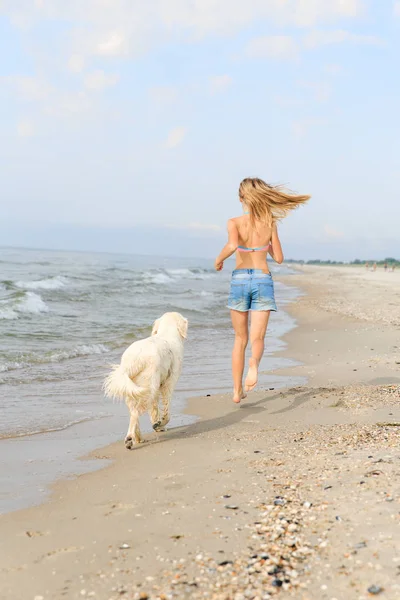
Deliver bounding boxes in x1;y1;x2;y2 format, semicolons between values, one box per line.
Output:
178;317;188;339
152;318;160;336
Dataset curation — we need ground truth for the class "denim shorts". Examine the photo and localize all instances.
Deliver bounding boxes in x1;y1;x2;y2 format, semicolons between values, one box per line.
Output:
227;269;277;312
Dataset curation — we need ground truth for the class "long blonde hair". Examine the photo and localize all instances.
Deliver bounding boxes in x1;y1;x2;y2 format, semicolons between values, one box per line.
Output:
239;177;310;228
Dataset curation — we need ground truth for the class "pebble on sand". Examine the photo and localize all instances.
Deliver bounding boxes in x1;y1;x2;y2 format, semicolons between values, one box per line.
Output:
368;585;384;595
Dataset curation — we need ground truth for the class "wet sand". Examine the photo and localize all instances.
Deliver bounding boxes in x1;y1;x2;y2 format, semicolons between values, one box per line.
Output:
0;266;399;600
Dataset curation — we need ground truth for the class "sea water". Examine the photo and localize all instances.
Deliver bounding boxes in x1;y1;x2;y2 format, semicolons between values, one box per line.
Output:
0;247;303;513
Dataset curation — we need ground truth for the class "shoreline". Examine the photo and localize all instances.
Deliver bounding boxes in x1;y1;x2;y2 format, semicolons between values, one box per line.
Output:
1;266;399;600
0;270;301;516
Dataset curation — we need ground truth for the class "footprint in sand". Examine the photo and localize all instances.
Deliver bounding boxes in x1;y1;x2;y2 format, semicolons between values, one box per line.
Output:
25;530;47;538
104;502;136;517
35;546;84;563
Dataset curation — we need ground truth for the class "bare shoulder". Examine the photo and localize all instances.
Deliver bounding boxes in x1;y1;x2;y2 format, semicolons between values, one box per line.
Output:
229;215;245;225
227;217;239;229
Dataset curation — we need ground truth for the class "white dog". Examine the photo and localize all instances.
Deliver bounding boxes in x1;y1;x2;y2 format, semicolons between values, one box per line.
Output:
103;312;188;449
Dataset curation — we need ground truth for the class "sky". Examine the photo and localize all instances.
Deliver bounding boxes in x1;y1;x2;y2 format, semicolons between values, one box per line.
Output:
1;0;399;260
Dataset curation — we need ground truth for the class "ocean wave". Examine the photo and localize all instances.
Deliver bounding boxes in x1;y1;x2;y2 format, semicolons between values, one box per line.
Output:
142;268;215;285
180;288;219;299
165;268;215;280
49;344;110;362
165;268;196;277
15;275;67;290
17;291;49;314
0;292;49;320
0;344;111;377
200;290;214;297
161;303;207;316
146;273;173;284
0;307;18;320
0;361;26;373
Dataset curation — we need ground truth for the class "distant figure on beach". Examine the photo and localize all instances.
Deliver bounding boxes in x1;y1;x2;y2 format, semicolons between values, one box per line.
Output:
384;262;388;272
365;262;369;270
373;262;377;271
214;177;310;404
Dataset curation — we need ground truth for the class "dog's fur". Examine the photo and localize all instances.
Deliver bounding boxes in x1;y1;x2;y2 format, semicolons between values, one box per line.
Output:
103;312;188;449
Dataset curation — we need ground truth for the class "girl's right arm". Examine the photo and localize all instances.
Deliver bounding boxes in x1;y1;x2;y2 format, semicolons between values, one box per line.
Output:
268;223;284;264
214;219;239;271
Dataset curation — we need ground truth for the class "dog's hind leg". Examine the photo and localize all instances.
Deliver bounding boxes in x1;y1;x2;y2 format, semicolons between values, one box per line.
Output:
155;381;173;431
125;403;142;449
149;397;161;431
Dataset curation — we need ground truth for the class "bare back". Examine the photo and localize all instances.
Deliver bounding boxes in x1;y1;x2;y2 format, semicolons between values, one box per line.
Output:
233;215;273;272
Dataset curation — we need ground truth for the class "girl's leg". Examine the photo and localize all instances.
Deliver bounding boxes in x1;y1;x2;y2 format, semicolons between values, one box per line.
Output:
245;311;270;392
230;309;249;404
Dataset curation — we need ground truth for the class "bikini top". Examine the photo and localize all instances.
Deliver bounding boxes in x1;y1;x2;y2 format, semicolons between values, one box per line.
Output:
238;244;271;253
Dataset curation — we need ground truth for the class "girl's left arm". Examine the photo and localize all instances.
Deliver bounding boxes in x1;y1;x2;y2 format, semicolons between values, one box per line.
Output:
214;219;239;271
268;222;284;264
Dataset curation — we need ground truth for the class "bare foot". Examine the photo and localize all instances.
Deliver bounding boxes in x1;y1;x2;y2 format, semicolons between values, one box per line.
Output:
232;389;247;404
245;358;258;392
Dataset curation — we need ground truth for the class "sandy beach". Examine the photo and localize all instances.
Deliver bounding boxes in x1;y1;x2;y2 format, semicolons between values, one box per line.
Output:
1;265;399;600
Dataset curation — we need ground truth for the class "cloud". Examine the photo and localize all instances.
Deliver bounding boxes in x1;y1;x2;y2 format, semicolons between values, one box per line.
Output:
324;225;344;239
83;70;119;91
288;0;364;26
300;81;331;102
292;117;327;138
8;9;34;30
4;76;52;102
68;54;85;73
2;1;367;58
17;119;35;137
157;0;366;33
45;91;92;117
209;75;233;94
149;86;178;105
96;31;128;57
0;0;369;137
0;1;371;147
245;35;299;60
304;29;383;49
3;72;96;126
245;28;380;63
165;126;187;149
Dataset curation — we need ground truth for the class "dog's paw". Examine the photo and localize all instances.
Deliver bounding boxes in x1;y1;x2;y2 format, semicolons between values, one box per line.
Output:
153;422;167;433
124;436;133;450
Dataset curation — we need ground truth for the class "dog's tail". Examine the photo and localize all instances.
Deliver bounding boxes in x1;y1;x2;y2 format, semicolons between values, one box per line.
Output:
103;364;145;401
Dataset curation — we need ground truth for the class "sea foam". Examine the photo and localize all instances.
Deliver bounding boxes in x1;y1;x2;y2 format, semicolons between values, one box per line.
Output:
15;276;67;291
